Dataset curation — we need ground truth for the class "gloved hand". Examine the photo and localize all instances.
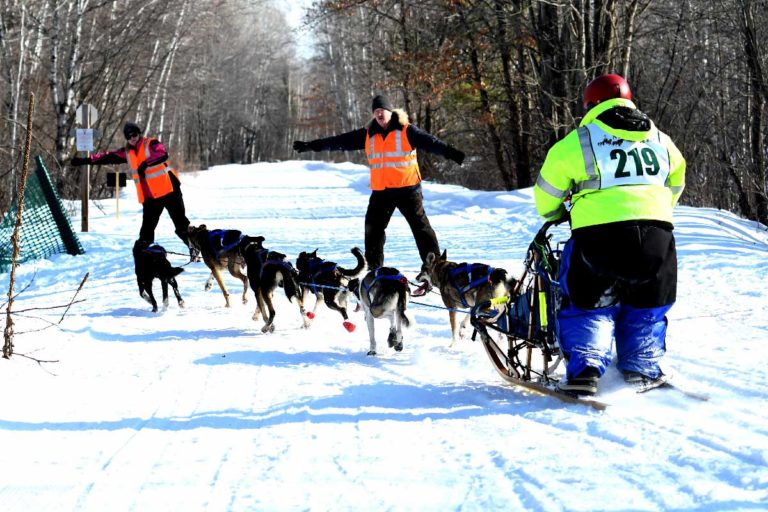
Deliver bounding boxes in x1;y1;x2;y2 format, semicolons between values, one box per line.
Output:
446;146;466;165
293;140;312;153
137;161;148;178
70;156;90;166
293;140;323;153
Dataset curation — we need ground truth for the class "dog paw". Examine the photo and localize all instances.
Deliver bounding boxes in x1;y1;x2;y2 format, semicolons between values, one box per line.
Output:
354;303;361;313
306;311;315;320
343;321;356;333
367;350;377;356
394;342;403;352
179;301;186;308
261;323;275;334
204;284;212;291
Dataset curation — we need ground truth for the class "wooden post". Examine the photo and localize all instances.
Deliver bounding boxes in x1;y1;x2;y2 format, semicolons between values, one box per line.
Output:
114;171;120;218
80;110;92;232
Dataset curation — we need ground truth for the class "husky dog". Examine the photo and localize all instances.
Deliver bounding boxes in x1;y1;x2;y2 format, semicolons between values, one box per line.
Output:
132;239;185;313
187;224;248;307
296;247;366;332
239;235;308;333
415;250;509;346
349;267;412;356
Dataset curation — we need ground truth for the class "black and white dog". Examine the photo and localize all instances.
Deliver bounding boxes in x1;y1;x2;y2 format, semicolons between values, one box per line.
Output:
296;247;366;332
132;239;185;313
349;267;412;356
239;235;307;333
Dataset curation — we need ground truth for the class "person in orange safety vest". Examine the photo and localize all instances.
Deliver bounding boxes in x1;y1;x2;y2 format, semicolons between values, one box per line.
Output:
70;122;196;259
292;95;466;269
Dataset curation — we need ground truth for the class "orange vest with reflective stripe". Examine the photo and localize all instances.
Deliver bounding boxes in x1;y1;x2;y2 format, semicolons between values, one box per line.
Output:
364;126;421;191
127;137;178;203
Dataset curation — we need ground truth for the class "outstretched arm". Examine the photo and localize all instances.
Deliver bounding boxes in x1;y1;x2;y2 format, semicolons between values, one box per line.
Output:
293;128;368;153
405;125;464;164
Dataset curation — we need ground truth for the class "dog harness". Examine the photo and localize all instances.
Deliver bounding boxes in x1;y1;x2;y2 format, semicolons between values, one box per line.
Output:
303;257;338;294
362;268;408;303
449;263;494;308
143;244;167;256
207;229;244;258
247;245;295;280
363;268;407;293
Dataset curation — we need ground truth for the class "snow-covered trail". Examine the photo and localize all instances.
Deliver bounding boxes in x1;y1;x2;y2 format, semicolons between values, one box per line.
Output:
1;161;766;511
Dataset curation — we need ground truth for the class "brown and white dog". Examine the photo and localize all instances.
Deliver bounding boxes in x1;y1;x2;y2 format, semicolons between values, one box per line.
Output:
348;267;412;356
238;235;308;333
187;224;248;307
415;250;510;346
296;247;366;332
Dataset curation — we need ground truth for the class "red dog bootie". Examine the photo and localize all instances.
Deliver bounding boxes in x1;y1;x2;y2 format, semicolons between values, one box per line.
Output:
343;321;356;333
306;312;315;320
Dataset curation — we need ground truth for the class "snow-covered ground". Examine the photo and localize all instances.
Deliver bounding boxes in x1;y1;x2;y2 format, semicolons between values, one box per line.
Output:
1;161;767;511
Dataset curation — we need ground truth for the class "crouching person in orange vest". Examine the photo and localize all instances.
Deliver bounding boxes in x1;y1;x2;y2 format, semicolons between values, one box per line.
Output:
70;122;197;260
292;95;465;269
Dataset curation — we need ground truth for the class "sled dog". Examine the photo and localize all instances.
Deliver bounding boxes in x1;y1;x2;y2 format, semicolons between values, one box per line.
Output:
187;224;248;307
349;267;412;356
415;250;509;345
296;247;366;332
239;235;308;333
132;239;185;313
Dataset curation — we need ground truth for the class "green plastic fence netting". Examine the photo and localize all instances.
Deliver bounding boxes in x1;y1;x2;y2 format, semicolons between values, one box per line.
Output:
0;156;85;273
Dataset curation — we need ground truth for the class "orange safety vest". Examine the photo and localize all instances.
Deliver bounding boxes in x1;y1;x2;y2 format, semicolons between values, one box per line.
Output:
364;127;421;191
127;137;178;203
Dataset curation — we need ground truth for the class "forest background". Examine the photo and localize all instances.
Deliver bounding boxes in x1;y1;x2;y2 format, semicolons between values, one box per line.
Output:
1;0;766;225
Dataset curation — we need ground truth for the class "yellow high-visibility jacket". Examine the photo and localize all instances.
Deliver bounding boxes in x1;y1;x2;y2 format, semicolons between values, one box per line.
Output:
534;98;685;229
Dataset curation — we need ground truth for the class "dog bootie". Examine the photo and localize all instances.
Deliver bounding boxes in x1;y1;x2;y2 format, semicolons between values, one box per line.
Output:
343;321;356;333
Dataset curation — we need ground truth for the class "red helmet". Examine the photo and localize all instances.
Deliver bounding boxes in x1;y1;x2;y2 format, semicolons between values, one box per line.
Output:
583;74;632;110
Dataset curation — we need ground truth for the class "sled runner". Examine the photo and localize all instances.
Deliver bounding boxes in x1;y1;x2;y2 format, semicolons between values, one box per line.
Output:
469;220;610;408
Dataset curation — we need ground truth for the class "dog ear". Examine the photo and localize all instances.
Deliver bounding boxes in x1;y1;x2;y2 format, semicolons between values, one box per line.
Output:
439;249;447;261
425;252;436;265
256;236;265;243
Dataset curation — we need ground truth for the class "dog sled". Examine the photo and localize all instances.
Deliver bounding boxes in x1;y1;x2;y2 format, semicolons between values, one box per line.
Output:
469;220;608;409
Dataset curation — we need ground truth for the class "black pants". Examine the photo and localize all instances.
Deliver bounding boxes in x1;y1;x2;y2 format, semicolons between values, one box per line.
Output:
139;175;191;247
364;185;439;269
564;220;677;309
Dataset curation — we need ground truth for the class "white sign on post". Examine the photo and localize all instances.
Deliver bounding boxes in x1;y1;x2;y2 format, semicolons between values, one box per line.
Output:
76;103;99;126
75;129;94;151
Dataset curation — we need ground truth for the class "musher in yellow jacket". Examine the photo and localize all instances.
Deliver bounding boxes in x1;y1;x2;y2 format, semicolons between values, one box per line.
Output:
534;74;686;396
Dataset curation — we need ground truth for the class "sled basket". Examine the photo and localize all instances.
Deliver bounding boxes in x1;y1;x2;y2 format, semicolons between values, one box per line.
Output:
470;220;567;383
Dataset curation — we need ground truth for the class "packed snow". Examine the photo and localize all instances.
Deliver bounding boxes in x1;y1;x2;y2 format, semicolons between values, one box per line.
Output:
1;160;767;511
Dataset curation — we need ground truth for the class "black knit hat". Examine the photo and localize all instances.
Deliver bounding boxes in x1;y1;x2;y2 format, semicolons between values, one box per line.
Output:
371;95;393;112
123;122;142;139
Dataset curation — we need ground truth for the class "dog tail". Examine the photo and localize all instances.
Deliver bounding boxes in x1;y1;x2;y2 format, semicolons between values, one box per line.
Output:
165;266;184;279
339;247;366;277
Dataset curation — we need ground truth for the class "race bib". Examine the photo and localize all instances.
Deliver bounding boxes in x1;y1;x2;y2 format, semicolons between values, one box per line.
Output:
586;125;671;189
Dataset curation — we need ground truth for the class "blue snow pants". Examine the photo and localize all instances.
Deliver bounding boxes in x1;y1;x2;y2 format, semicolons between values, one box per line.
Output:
557;221;677;380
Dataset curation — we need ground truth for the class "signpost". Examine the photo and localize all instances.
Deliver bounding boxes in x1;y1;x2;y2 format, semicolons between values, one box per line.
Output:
75;103;98;232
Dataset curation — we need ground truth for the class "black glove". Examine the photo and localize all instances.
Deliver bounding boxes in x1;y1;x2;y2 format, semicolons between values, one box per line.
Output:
70;156;90;166
137;161;148;178
293;140;312;153
446;146;466;165
293;140;323;153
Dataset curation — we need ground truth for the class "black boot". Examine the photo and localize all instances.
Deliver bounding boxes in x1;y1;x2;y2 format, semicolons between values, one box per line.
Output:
557;367;600;396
